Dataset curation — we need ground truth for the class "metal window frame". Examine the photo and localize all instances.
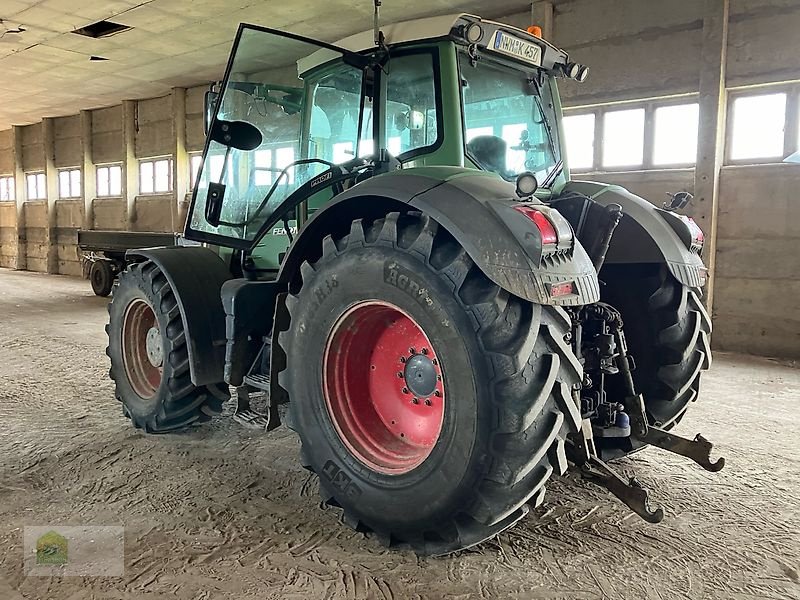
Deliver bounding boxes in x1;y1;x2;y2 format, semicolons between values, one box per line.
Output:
0;175;14;201
25;171;47;200
563;94;700;173
560;110;598;172
138;156;174;195
95;163;123;198
725;83;799;166
57;167;82;199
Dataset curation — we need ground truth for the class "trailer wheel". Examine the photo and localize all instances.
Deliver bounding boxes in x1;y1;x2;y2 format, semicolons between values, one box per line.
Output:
90;259;115;297
106;260;229;432
601;266;712;457
278;212;582;555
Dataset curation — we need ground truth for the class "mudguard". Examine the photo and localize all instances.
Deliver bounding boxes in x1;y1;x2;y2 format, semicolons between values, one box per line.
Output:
126;246;233;386
561;181;707;288
278;168;600;306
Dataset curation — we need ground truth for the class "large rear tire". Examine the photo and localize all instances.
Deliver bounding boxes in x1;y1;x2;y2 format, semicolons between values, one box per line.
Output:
278;212;582;554
106;260;229;432
600;265;712;457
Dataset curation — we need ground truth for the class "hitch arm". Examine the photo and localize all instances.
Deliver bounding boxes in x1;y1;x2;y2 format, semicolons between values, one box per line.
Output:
567;425;664;524
615;326;726;474
580;455;664;524
636;426;725;472
626;393;725;473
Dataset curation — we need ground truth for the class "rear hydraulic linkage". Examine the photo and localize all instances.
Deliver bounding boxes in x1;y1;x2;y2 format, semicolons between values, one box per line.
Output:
567;303;725;522
609;310;725;474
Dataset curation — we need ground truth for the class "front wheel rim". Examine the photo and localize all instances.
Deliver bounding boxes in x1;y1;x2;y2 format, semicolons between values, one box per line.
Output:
121;299;163;399
323;301;446;476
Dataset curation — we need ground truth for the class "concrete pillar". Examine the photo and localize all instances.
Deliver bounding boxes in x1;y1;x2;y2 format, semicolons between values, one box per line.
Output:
532;1;555;40
172;88;188;233
11;126;25;271
80;110;95;230
42;118;59;274
122;100;138;230
693;0;729;311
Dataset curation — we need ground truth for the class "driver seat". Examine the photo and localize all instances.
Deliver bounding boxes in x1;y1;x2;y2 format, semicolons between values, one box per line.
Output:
467;135;509;177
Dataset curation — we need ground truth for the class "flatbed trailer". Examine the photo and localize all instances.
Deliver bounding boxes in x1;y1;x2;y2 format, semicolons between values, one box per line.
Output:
77;230;183;296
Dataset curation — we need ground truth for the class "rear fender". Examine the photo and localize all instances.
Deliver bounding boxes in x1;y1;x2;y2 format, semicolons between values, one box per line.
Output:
561;181;707;288
277;170;599;306
126;246;232;386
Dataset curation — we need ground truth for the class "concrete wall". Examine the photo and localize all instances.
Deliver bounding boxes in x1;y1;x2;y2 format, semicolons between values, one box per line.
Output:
56;200;82;276
20;124;43;173
23;201;47;272
557;0;704;105
186;86;207;153
0;129;13;174
92;105;124;165
555;0;800;358
0;129;13;269
714;164;800;357
136;95;173;158
0;202;15;269
54;116;81;169
727;0;800;87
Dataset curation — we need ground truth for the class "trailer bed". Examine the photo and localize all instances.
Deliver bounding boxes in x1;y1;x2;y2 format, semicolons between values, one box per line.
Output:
77;230;181;255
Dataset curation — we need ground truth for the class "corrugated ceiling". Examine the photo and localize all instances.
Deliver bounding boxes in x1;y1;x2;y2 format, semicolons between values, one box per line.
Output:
0;0;533;130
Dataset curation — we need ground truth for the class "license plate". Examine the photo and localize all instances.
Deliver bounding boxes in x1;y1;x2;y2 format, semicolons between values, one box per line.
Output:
490;31;542;66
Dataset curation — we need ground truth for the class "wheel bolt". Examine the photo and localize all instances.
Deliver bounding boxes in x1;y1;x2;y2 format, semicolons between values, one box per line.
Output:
432;359;438;366
412;398;419;404
434;390;441;397
421;348;428;355
397;372;404;378
409;347;416;355
424;399;432;406
400;356;406;363
437;375;442;381
402;387;409;394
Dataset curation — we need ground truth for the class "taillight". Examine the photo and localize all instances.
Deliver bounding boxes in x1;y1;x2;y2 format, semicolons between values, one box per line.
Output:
514;206;558;245
684;216;705;250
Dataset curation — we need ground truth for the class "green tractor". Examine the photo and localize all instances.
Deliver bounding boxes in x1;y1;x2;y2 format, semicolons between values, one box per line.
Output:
106;10;722;554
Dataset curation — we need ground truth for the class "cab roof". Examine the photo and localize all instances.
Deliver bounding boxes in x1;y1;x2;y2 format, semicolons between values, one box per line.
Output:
297;13;571;76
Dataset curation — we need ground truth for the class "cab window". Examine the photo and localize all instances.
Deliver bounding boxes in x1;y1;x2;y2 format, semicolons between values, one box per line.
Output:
459;52;560;184
385;52;440;158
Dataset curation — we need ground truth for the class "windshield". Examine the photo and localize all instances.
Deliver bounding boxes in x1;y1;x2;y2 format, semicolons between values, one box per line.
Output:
187;26;366;246
459;52;561;185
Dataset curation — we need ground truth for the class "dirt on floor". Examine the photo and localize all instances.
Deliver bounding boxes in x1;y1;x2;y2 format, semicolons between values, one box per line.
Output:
0;268;798;600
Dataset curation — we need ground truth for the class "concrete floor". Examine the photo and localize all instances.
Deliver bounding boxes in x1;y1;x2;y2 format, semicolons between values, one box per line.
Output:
0;268;798;600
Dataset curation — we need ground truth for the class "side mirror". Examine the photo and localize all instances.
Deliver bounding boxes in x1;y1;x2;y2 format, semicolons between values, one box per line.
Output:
204;89;220;135
663;191;693;212
209;119;263;151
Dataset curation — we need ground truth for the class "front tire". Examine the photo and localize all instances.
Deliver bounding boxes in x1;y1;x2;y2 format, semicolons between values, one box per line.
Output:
106;260;229;432
278;213;582;554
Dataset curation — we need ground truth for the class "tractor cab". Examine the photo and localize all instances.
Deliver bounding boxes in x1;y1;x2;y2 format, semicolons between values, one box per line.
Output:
186;15;588;268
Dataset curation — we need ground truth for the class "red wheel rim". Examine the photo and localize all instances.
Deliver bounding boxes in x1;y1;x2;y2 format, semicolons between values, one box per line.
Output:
323;301;446;475
121;299;163;399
